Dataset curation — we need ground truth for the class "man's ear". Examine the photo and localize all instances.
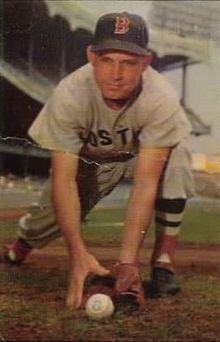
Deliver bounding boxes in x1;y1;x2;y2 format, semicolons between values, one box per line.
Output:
142;51;153;71
87;46;96;65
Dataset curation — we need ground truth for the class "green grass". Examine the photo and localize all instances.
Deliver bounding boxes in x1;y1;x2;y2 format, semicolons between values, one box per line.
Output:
1;206;220;245
181;207;220;244
83;206;220;245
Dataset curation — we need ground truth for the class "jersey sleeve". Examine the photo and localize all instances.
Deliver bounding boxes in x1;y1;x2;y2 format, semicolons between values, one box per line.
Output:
139;94;191;149
28;78;84;155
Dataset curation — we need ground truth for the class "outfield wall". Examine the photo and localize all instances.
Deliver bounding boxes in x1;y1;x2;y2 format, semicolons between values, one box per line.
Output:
192;154;220;173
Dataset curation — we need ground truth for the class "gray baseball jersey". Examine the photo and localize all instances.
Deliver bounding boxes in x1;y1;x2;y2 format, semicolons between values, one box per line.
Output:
28;63;191;161
18;63;194;248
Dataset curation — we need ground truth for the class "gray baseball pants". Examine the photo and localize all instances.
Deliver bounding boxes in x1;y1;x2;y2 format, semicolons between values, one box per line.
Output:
17;139;195;248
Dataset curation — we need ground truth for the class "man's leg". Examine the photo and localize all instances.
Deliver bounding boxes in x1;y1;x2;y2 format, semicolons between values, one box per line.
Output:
148;139;194;297
149;198;186;297
152;198;186;272
1;179;60;265
1;160;126;265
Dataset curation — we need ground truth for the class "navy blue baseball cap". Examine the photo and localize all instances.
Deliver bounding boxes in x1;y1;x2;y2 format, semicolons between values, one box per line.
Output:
91;12;149;56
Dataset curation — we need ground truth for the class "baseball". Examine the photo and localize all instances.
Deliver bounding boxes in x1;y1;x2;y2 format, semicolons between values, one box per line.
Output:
85;293;114;320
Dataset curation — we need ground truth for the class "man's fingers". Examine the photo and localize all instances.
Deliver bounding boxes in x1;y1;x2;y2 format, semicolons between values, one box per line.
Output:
65;289;83;309
65;293;75;309
66;274;84;309
88;254;110;276
116;277;130;292
115;273;134;292
75;276;85;308
93;263;110;276
65;253;109;309
114;263;140;293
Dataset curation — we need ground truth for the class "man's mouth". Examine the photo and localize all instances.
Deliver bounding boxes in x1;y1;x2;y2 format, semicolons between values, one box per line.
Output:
107;83;123;89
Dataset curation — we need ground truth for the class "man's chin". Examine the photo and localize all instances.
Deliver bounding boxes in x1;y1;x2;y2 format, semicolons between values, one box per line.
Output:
103;91;130;102
103;97;129;106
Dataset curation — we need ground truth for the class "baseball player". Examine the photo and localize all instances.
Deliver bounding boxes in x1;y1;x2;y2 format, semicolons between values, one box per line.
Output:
1;12;194;309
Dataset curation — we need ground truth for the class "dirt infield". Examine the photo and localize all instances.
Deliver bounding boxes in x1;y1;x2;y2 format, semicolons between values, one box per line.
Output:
0;208;27;221
1;237;220;341
2;234;220;276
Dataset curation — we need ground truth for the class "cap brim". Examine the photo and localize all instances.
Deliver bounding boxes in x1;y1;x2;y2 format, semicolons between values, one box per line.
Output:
91;39;148;56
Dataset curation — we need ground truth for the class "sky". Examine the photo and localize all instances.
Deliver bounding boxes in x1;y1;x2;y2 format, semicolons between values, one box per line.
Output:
81;0;151;18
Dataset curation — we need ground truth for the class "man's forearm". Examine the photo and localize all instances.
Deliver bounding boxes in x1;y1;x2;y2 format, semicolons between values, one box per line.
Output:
119;147;170;264
119;185;156;264
52;177;86;254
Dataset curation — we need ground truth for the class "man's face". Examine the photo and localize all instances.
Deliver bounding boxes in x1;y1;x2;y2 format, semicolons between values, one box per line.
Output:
87;48;151;103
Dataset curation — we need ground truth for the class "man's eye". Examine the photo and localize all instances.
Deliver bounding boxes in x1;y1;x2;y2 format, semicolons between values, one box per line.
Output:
124;60;137;66
100;57;112;64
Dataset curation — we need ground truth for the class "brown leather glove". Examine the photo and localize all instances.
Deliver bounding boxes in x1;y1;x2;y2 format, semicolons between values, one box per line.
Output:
80;273;116;309
112;262;146;308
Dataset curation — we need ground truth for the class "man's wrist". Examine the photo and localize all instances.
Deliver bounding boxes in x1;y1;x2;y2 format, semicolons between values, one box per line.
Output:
118;253;138;265
68;242;87;257
116;261;138;267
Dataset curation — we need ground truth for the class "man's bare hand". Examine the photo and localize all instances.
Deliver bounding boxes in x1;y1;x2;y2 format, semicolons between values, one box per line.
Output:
65;250;110;309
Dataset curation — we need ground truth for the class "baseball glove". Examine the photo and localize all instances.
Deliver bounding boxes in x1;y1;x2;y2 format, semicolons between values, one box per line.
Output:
80;273;116;309
81;263;146;310
112;262;146;309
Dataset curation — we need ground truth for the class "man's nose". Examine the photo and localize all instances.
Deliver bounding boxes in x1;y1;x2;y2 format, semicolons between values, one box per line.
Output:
112;63;123;80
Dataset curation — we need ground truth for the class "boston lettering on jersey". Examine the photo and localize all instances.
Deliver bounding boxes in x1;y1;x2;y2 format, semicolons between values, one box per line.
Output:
79;128;139;147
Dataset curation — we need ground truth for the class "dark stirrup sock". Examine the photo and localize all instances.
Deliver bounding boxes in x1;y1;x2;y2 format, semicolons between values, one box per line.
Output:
9;238;33;263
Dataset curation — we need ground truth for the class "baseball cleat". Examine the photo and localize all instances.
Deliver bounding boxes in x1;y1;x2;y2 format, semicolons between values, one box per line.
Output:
0;245;23;266
149;267;180;298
